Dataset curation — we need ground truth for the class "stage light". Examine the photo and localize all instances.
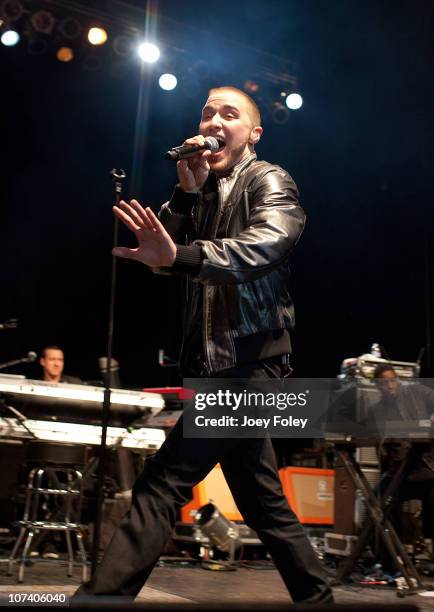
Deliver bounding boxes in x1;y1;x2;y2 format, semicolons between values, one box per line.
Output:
113;34;133;56
58;17;82;40
88;26;107;46
1;29;19;46
195;503;241;566
30;10;55;35
158;73;177;91
271;102;290;125
57;46;73;63
285;92;303;110
1;0;23;22
138;41;160;63
28;38;48;55
244;80;259;93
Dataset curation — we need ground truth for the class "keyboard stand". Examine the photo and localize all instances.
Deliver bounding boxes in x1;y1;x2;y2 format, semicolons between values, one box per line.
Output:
333;447;425;597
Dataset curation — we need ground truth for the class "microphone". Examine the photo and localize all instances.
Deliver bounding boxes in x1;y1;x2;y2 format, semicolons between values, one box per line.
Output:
0;318;18;330
164;136;220;161
0;351;38;371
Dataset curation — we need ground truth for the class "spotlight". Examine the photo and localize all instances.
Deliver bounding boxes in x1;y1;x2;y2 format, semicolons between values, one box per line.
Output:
30;10;55;35
88;26;107;46
285;92;303;110
1;29;19;46
138;41;160;63
195;503;241;566
57;46;73;63
113;34;133;57
158;73;177;91
271;102;290;125
27;38;48;55
58;17;82;40
244;80;259;93
1;0;23;22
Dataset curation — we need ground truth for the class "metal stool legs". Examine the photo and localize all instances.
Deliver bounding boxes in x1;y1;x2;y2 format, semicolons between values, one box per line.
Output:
8;465;88;583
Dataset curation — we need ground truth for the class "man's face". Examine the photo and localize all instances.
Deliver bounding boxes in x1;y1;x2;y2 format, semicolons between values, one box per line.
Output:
377;369;400;397
199;90;262;175
40;349;64;379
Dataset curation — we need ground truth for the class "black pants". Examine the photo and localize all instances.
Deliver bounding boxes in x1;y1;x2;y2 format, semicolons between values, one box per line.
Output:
77;360;332;603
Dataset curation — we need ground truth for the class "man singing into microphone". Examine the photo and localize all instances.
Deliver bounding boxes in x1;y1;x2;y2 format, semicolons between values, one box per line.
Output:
78;87;333;603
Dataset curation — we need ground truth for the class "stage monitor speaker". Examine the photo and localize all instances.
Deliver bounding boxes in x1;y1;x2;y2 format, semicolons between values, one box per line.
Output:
279;467;335;525
333;457;380;535
181;466;335;526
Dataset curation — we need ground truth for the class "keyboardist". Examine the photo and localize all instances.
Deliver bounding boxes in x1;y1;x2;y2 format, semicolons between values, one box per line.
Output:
39;345;81;384
371;365;434;549
22;346;82;558
372;364;434;425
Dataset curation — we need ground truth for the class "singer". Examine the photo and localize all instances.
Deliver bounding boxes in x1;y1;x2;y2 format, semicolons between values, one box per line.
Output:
77;86;333;603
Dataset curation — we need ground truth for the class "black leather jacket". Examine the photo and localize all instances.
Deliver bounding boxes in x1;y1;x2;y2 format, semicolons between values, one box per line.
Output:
157;154;306;373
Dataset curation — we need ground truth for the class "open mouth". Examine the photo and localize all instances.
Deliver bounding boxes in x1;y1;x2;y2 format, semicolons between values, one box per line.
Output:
214;137;226;152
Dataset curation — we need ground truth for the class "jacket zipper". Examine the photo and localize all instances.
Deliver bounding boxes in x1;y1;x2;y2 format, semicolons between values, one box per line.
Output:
201;158;256;374
202;178;224;374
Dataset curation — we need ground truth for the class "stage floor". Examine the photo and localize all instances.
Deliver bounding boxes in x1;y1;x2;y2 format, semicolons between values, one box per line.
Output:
1;560;434;609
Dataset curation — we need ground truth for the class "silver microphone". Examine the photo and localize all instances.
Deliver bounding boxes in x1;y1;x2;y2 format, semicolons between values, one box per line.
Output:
164;136;220;161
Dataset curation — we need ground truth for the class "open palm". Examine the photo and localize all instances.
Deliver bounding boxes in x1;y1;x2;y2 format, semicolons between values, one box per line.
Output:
113;199;176;268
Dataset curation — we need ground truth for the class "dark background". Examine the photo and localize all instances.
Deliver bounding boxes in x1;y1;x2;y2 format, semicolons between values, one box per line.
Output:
1;0;433;387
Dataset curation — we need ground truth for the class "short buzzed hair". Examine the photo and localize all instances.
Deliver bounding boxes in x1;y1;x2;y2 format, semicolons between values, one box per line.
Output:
208;86;262;127
41;345;64;358
373;364;396;378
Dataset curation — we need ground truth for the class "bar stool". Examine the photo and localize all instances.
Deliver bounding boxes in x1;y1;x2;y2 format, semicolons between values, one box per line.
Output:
8;442;88;583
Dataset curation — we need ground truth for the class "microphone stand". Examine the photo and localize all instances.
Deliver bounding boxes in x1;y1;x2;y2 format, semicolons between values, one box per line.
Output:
91;168;126;577
0;353;37;370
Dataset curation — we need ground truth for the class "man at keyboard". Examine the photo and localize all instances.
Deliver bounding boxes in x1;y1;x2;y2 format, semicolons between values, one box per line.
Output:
29;345;81;557
39;345;81;385
372;364;434;434
372;365;434;547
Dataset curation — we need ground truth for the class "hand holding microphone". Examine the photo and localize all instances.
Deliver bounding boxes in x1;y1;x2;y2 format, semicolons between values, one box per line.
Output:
166;136;220;194
111;135;222;268
164;136;220;161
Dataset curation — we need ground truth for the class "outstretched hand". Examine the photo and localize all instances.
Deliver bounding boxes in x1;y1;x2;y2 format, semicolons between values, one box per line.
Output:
112;199;176;268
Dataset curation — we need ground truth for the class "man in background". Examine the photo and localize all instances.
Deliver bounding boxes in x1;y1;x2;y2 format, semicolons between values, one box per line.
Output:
373;365;434;547
30;345;81;558
373;364;434;429
39;345;81;384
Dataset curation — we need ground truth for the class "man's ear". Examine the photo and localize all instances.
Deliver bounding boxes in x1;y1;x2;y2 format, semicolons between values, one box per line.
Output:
249;126;263;145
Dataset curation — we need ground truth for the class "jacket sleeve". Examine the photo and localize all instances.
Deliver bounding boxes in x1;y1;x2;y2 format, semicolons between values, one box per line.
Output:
158;185;196;243
194;167;305;285
151;186;204;277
